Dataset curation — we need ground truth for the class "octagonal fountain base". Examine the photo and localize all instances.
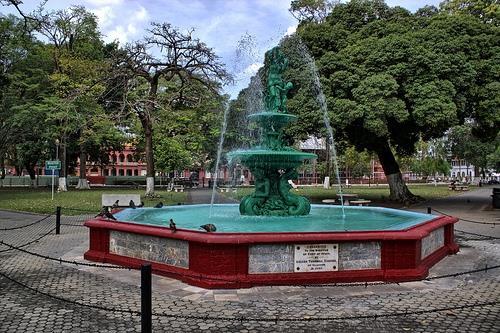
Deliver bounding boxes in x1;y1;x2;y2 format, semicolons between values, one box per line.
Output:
84;205;458;289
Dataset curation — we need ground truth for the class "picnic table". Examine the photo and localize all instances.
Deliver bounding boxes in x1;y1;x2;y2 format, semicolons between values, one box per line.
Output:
321;199;337;204
336;193;358;205
350;199;372;206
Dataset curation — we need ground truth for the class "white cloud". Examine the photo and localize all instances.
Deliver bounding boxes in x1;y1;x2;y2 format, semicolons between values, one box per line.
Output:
106;25;127;43
135;6;148;21
244;62;263;75
99;4;149;44
91;6;115;28
285;25;297;36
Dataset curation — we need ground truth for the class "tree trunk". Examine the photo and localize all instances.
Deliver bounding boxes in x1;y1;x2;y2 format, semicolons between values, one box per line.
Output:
27;165;37;188
0;154;5;187
144;121;155;197
58;138;68;192
141;77;158;198
76;150;90;190
375;143;419;204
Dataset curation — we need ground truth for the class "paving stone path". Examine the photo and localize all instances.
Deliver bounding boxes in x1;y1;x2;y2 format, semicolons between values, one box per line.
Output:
0;188;499;332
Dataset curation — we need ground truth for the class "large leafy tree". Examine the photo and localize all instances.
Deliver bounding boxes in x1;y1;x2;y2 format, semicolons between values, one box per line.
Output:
117;23;231;197
0;14;54;186
153;79;226;177
292;0;499;202
36;6;122;190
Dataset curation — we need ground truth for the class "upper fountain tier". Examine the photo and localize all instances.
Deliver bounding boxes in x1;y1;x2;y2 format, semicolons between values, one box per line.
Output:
228;111;316;170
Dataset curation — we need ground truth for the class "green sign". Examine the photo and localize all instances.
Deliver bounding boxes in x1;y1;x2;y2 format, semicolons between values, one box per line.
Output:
46;160;61;170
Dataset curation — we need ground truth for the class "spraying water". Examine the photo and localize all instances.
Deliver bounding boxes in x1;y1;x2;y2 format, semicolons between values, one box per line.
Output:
210;102;230;217
291;38;346;218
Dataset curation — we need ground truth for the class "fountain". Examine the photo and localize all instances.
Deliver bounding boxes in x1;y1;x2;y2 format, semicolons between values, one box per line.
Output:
84;46;459;289
229;46;316;216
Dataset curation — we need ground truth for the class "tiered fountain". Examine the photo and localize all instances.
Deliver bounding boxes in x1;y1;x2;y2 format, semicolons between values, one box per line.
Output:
229;47;316;217
84;46;459;289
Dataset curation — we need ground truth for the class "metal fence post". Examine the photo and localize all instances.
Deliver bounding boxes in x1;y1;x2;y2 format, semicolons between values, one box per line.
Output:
427;206;432;214
141;263;152;333
55;206;61;235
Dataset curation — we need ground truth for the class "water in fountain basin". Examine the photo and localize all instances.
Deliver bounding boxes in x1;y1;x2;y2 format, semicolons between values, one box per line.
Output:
114;205;435;233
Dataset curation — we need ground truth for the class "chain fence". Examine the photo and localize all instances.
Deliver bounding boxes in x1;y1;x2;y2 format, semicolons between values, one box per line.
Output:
0;268;498;323
1;205;500;330
432;208;500;226
0;214;53;231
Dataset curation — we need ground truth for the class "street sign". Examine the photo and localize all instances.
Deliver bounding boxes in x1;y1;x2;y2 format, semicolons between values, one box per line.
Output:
46;160;61;170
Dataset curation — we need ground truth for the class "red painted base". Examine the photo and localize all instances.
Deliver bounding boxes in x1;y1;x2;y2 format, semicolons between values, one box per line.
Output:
84;214;458;289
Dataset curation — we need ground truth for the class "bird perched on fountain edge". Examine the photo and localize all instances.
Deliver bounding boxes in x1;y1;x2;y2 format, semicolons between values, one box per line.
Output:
96;206;116;220
169;219;176;232
200;224;216;232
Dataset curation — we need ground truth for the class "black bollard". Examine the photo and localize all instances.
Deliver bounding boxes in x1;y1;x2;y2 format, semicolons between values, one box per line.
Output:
427;207;432;214
55;206;61;235
141;263;152;333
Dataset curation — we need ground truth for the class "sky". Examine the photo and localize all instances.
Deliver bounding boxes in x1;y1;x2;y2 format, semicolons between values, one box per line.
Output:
2;0;442;97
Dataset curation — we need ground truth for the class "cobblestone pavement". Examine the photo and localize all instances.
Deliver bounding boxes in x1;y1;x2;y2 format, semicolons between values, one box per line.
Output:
1;189;499;332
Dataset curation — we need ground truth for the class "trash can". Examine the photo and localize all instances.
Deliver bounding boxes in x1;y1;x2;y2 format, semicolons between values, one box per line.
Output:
493;188;500;209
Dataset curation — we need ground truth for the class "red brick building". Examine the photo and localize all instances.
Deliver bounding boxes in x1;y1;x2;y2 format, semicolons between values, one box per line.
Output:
76;144;147;177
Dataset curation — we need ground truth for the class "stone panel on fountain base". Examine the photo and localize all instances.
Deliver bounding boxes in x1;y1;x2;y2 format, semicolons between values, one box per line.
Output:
109;230;189;268
248;241;381;274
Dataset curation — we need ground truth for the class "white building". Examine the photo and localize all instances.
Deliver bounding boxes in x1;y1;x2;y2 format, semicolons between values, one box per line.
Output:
450;158;475;180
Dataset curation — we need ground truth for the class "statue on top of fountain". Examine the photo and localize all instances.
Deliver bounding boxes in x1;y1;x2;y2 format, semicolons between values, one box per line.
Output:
265;47;293;113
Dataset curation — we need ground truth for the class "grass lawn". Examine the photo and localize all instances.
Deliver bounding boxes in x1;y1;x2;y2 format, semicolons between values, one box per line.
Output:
0;188;187;215
224;184;468;208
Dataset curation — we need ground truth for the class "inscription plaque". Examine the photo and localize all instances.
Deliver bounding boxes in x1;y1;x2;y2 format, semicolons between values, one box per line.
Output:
294;244;338;272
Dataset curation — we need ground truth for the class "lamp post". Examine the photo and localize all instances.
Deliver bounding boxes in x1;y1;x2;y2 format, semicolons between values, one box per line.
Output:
52;139;60;200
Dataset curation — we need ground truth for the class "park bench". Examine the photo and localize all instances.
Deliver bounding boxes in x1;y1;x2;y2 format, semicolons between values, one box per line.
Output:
173;185;184;192
448;184;469;191
218;187;232;193
102;194;141;207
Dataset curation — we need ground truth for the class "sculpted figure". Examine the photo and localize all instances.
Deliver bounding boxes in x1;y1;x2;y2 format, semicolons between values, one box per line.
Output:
265;47;293;113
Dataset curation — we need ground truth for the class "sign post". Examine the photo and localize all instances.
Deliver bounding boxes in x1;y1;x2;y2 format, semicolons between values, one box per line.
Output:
46;160;61;200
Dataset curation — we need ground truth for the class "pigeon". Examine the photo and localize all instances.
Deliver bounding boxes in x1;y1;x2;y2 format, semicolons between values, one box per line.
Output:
138;201;144;208
129;200;136;209
111;200;120;209
154;202;163;208
200;224;216;232
169;219;176;232
96;206;110;218
105;211;117;220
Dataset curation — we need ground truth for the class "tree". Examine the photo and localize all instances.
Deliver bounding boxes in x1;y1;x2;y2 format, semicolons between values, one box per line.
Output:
118;23;231;197
292;0;499;203
36;6;119;190
440;0;500;24
0;15;54;187
410;139;451;180
448;124;497;177
341;146;371;178
290;0;338;23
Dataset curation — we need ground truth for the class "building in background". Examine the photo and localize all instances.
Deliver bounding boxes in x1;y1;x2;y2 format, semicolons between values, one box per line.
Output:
76;144;147;178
